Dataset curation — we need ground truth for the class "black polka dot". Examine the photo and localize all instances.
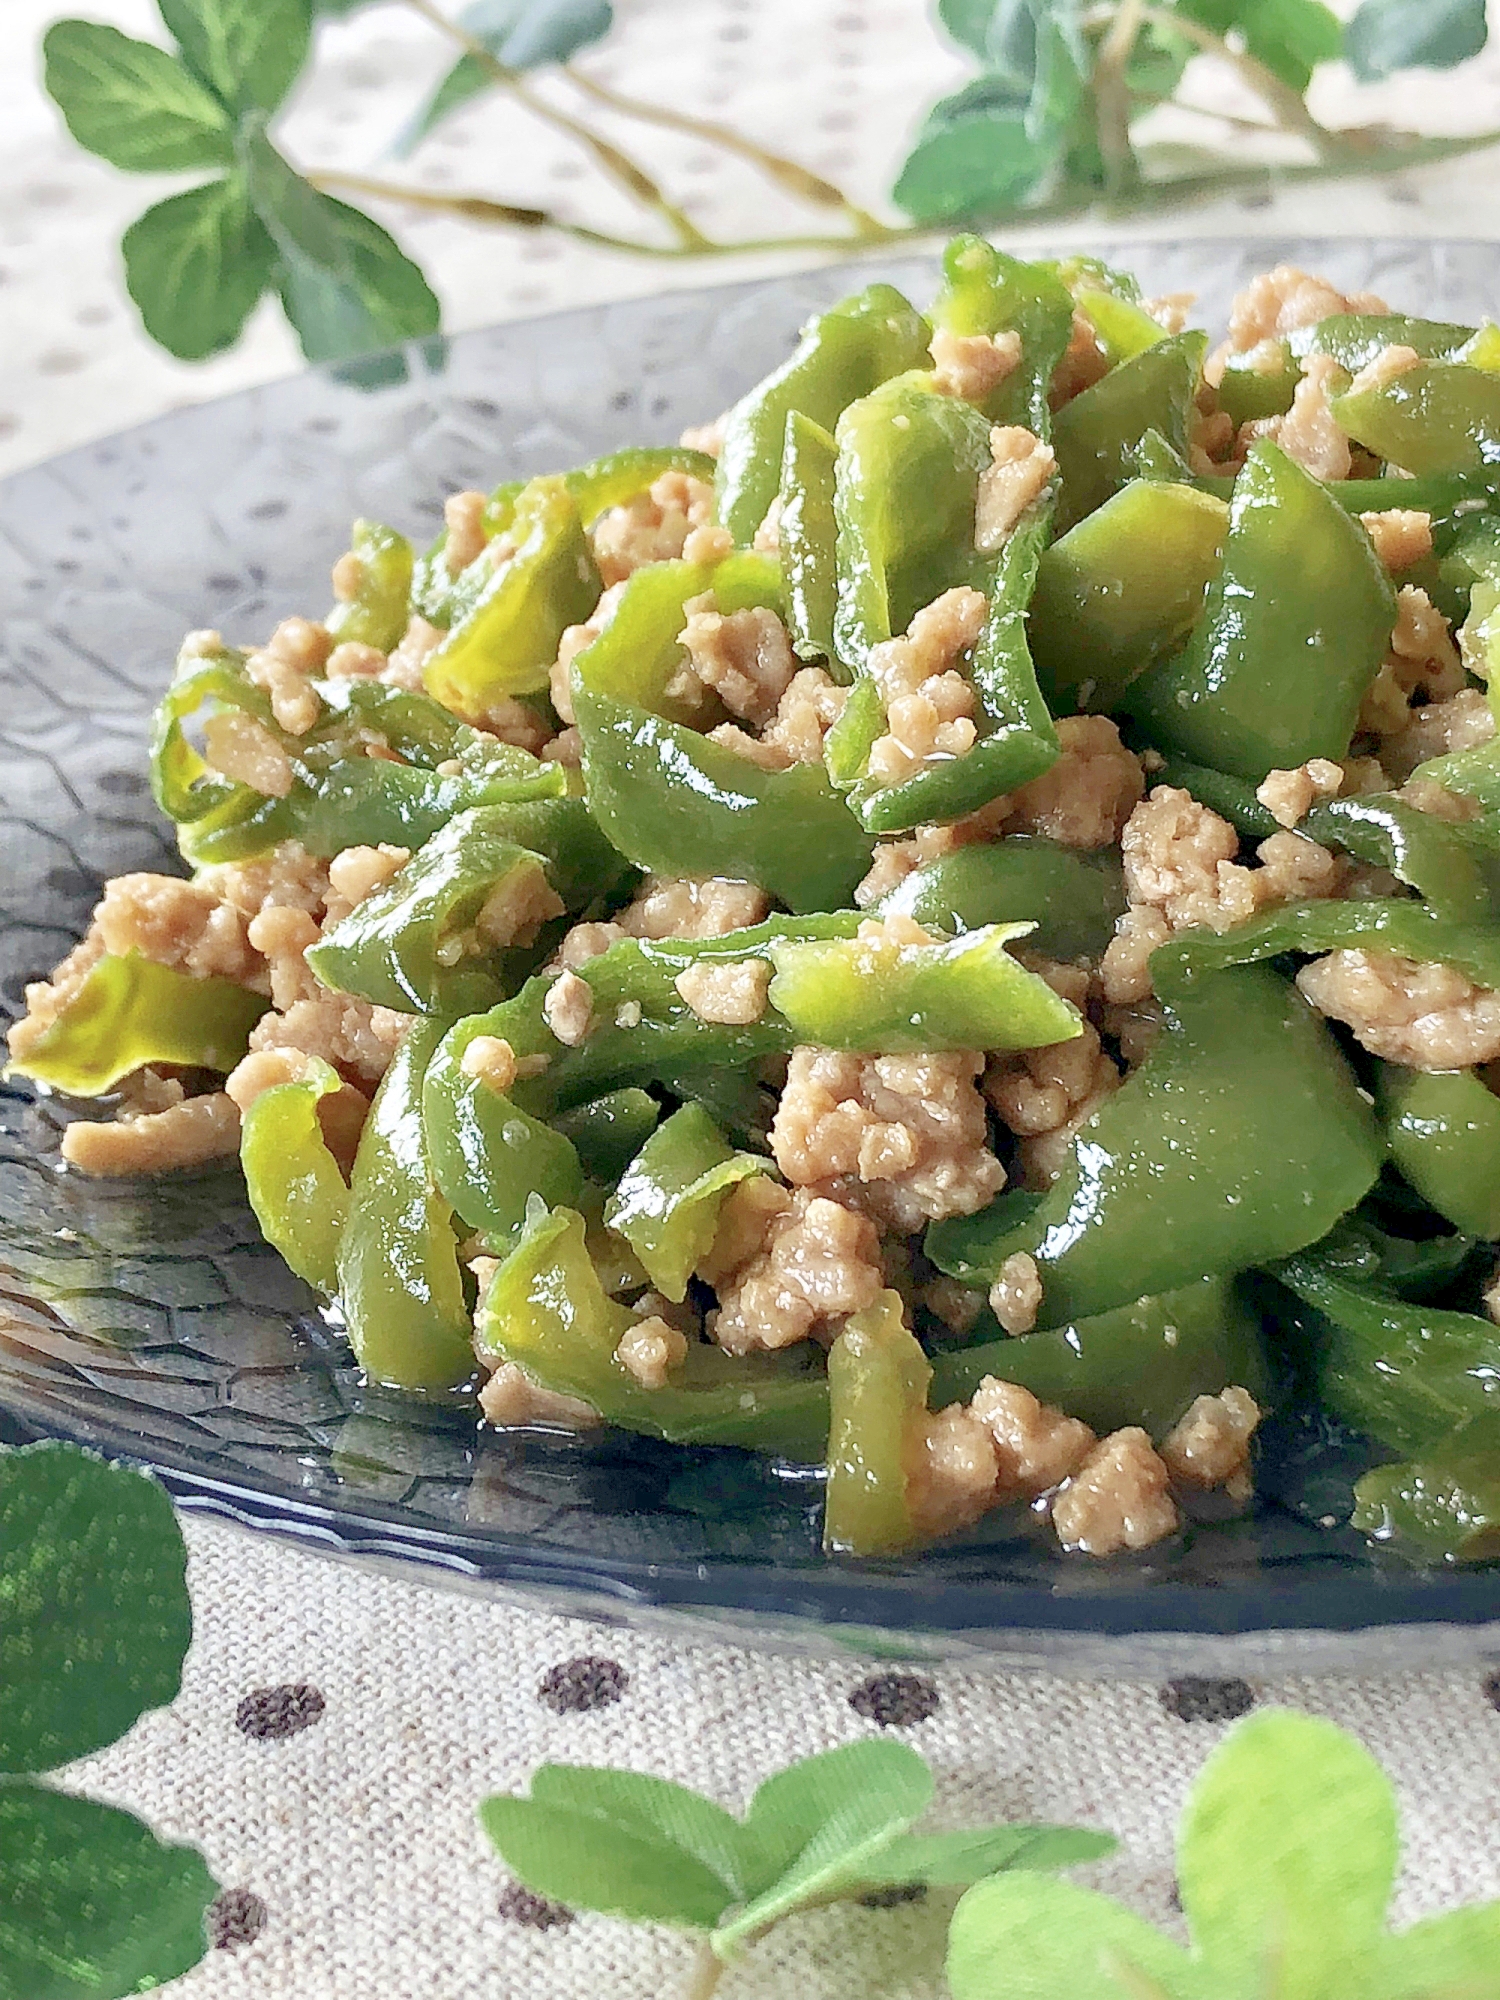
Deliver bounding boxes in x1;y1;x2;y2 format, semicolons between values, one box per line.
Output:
536;1656;628;1715
858;1882;927;1909
1159;1676;1255;1724
235;1683;326;1740
1482;1668;1500;1711
849;1671;940;1728
208;1888;267;1949
497;1881;573;1930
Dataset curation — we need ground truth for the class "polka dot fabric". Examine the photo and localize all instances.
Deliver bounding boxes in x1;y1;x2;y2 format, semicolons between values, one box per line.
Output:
49;1517;1500;1999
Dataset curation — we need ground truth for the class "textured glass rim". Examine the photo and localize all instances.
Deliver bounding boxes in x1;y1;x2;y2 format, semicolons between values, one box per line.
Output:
5;237;1500;1657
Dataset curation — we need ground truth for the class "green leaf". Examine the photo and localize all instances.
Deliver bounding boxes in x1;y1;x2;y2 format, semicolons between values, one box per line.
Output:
893;76;1058;225
850;1824;1116;1891
1177;1709;1397;2000
156;0;311;114
122;175;277;360
0;1442;190;1776
947;1874;1198;2000
239;124;440;368
1177;0;1343;91
713;1741;933;1952
1373;1903;1500;1998
394;0;614;157
528;1764;753;1900
42;20;234;172
1345;0;1488;81
0;1780;216;2000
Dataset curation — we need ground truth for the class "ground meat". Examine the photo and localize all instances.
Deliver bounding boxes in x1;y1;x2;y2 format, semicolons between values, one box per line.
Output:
1051;310;1110;404
245;617;330;736
542;969;594;1046
929;326;1022;402
865;587;988;787
468;696;553;756
322;844;410;926
224;1048;369;1174
706;1181;884;1355
906;1405;1002;1539
247;995;409;1086
920;1273;986;1336
1256;757;1343;829
712;665;848;772
590;470;715;586
1050;1427;1180;1556
1241;353;1352;482
1004;715;1144;848
771;1045;1004;1233
968;1377;1096;1501
987;1252;1043;1335
443;491;490;576
474;866;565;951
1397;776;1482;823
203;711;295;798
684;523;735;566
1213;265;1388;377
478;1361;601;1429
985;956;1120;1190
206;841;330;921
325;641;387;680
1146;291;1195;334
679;415;726;457
549;581;628;725
622;874;770;941
460;1034;519;1093
1361;508;1433;571
1382;687;1495;784
382;615;444;691
60;1091;241;1177
6;934;109;1066
96;873;265;991
1348;343;1422;398
1160;1386;1261;1498
1099;906;1173;1007
674;958;770;1025
1253;829;1344;903
615;1315;689;1389
1297;950;1500;1068
677;604;797;727
974;426;1056;551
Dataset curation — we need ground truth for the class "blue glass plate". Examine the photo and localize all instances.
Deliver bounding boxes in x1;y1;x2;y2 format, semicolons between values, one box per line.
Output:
5;237;1500;1675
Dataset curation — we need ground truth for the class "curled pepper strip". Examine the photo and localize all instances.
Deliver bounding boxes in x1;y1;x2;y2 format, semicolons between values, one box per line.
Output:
823;1290;930;1556
1377;1064;1500;1241
1151;898;1500;1001
931;236;1075;430
239;1057;349;1296
1351;1430;1500;1565
1129;440;1396;783
874;836;1126;964
421;1034;584;1243
927;966;1382;1326
927;1275;1272;1443
475;1198;830;1458
325;519;414;653
336;1018;476;1393
1333;358;1500;476
604;1102;769;1303
4;952;269;1097
1051;330;1207;533
777;410;840;670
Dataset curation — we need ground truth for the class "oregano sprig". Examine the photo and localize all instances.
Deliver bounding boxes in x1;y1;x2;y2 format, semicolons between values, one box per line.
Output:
946;1707;1500;2000
480;1738;1113;1996
0;1440;217;2000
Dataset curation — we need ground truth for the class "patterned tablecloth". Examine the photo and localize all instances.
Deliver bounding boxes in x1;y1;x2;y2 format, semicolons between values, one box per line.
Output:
6;3;1500;1994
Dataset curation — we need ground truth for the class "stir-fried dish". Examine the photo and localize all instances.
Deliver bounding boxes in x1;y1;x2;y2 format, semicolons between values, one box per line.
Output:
14;239;1500;1565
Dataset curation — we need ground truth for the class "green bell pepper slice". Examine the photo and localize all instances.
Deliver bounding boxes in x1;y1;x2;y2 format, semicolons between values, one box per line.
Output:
930;236;1075;428
1273;1238;1500;1458
1029;477;1228;713
571;548;780;722
927;1275;1272;1441
325;519;414;653
1128;440;1395;782
778;411;840;669
421;1032;584;1243
239;1057;349;1296
1351;1429;1500;1564
1332;360;1500;475
875;835;1126;963
716;283;932;547
553;1089;661;1183
1301;314;1477;374
927;966;1382;1325
1145;750;1281;839
336;1018;476;1393
1304;794;1500;923
1377;1063;1500;1240
4;951;268;1096
766;921;1082;1054
475;1199;830;1457
1052;331;1207;532
1151;898;1500;1002
823;1289;930;1557
1074;287;1170;368
1216;342;1304;427
562;444;717;524
603;1102;769;1302
422;475;601;713
306;799;627;1016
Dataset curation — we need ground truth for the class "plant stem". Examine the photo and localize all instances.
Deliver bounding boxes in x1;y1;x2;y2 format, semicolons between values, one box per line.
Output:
1137;4;1341;158
683;1940;725;2000
1092;0;1147;197
399;0;711;249
562;65;893;240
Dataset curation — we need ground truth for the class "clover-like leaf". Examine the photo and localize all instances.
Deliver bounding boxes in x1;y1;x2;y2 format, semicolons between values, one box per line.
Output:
122;175;277;360
948;1873;1199;2000
0;1442;191;1776
853;1824;1116;1893
893;76;1058;226
395;0;615;157
1373;1902;1500;1998
1177;1710;1397;2000
156;0;311;115
0;1780;217;2000
479;1766;741;1929
42;20;234;174
1345;0;1488;82
1178;0;1343;92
